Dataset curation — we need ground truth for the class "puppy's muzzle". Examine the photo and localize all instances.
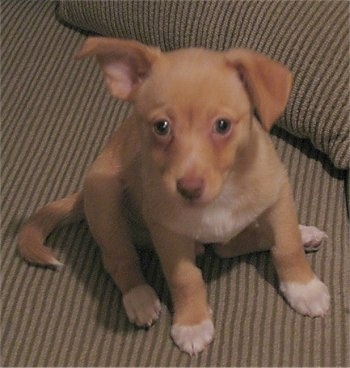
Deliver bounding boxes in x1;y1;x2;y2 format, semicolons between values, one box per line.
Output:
176;177;204;201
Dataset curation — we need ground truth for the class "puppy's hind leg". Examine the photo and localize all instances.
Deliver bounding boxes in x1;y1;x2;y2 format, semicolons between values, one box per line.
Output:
299;224;328;252
84;157;161;328
213;223;327;258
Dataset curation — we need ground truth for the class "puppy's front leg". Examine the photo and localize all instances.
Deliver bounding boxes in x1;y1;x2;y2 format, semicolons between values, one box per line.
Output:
149;223;214;355
84;158;160;327
263;182;330;317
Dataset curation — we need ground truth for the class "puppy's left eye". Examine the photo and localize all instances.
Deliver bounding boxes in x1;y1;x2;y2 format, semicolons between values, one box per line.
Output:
213;119;232;135
153;120;171;136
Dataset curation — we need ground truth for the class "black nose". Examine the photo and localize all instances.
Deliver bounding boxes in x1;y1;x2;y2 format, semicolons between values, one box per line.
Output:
176;177;204;201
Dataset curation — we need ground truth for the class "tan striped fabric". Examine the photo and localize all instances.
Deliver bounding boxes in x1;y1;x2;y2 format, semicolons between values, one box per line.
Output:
56;0;350;170
1;1;349;367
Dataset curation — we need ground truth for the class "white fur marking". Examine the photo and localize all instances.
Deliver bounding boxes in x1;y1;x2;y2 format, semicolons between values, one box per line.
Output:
122;284;161;327
51;259;64;269
146;171;280;244
280;277;330;317
171;319;215;355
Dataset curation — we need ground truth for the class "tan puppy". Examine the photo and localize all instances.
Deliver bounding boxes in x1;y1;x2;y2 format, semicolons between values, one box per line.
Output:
19;38;330;355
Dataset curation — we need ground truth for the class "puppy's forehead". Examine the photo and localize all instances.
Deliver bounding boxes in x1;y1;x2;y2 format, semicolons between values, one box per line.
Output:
140;48;250;114
157;48;232;84
163;48;222;70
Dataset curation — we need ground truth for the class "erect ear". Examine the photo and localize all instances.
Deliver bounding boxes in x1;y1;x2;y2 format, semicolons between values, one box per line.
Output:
76;37;161;100
225;49;292;131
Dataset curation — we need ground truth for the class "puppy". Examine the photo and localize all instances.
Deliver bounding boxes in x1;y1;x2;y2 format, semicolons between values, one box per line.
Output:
18;38;330;355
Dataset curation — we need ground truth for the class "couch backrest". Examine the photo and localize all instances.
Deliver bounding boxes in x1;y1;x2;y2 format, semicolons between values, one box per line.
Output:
57;1;350;170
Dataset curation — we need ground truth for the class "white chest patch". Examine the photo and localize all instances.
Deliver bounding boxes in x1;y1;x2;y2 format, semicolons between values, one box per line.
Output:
164;189;264;243
145;173;279;244
191;197;258;243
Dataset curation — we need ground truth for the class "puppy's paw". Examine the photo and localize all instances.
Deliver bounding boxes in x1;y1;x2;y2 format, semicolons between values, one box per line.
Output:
171;319;214;355
122;284;161;327
299;225;328;252
280;277;330;317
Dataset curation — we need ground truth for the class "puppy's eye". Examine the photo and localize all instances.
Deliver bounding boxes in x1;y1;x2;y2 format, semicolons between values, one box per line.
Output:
153;120;171;136
213;119;232;135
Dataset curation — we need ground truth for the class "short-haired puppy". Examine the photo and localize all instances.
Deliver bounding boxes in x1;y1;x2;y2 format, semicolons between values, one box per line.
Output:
19;38;330;355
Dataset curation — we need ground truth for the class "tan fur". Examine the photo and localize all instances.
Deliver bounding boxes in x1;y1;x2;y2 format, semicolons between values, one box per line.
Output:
18;192;83;267
18;38;329;355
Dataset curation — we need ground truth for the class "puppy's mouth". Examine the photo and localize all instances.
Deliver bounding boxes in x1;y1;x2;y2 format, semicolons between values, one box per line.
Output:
179;195;206;207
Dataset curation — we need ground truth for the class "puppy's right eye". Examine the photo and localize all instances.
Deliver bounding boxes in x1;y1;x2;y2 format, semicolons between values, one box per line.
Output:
213;118;232;135
153;120;171;136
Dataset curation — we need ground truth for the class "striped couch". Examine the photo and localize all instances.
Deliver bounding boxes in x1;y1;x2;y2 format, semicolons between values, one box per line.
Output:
2;1;349;366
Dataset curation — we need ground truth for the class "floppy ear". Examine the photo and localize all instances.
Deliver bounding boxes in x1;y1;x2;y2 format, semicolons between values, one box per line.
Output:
76;37;161;100
225;49;292;131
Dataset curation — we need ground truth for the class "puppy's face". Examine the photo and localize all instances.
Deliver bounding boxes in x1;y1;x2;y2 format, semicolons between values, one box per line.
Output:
135;49;252;204
77;38;291;205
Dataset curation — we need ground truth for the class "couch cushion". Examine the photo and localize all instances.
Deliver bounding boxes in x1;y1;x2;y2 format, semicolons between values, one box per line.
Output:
57;0;350;170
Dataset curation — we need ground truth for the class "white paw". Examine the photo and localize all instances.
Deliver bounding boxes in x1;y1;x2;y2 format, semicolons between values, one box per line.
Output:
122;284;161;327
171;319;214;355
280;277;330;317
299;225;328;252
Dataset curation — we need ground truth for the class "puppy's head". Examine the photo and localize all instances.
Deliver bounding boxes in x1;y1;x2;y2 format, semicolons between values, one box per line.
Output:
77;38;292;205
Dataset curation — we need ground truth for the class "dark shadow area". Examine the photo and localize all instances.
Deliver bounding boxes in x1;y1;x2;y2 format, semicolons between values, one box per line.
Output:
54;2;98;38
271;125;347;181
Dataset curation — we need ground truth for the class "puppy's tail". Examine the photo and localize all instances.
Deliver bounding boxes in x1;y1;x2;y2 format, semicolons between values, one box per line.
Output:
18;192;84;269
